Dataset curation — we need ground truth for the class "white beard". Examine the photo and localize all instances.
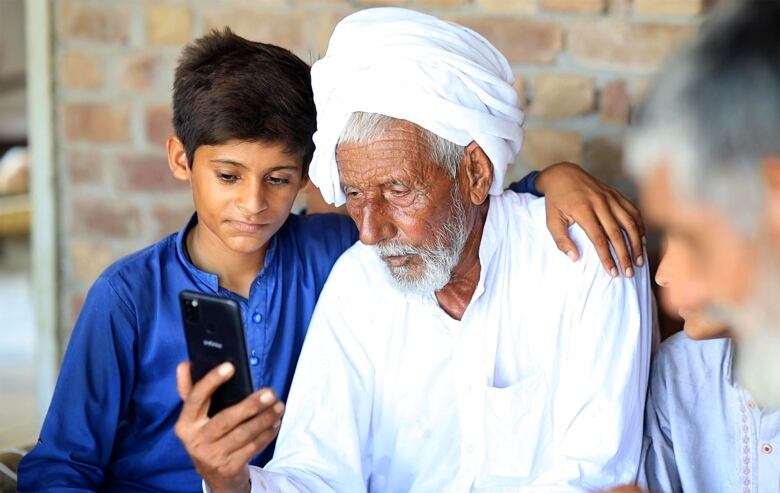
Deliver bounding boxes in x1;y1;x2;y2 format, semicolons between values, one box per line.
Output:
372;187;470;295
717;249;780;410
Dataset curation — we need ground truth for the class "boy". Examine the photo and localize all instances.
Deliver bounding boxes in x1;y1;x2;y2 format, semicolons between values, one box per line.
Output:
18;28;642;492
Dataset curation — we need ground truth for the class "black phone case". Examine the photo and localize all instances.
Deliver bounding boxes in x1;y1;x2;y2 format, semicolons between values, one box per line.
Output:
179;290;254;417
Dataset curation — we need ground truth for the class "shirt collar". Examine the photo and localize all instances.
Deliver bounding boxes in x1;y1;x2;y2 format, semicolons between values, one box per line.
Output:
175;213;220;291
173;213;280;293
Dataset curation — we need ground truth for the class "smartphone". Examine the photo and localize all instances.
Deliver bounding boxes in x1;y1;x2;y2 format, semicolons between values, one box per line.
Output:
179;290;254;417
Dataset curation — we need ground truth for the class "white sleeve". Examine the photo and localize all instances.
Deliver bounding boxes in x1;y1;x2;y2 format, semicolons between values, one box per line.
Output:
534;250;654;489
244;262;375;492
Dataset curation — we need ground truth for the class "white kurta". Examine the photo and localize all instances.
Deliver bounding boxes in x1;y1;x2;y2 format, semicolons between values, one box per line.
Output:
250;192;653;492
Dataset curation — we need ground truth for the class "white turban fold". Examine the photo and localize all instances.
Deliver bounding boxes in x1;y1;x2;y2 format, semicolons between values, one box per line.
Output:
309;7;525;206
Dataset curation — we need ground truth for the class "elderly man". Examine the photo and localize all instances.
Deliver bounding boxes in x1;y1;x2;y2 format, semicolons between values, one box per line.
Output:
615;2;780;492
187;8;654;492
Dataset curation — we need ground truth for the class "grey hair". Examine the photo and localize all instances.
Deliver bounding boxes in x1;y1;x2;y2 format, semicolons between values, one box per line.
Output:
626;1;780;236
338;112;465;178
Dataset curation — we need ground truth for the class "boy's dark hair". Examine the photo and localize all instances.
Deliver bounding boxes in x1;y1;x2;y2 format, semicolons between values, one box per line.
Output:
173;28;316;173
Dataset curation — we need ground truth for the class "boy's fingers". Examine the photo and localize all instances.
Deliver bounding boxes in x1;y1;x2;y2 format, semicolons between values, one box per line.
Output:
180;362;235;422
224;426;283;476
566;206;620;276
609;200;645;267
213;401;285;455
176;362;193;401
615;193;646;238
594;205;634;277
578;214;619;278
205;388;279;442
547;212;580;262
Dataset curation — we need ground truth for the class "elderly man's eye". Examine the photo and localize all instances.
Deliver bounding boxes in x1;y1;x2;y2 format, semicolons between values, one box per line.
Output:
390;187;409;196
343;186;362;198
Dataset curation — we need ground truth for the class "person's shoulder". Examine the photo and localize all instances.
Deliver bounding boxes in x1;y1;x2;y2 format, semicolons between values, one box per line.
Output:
94;233;179;300
277;213;357;259
319;239;386;294
497;192;623;283
653;331;731;379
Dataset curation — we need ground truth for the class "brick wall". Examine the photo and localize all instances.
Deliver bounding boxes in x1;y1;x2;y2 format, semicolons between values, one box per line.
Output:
54;0;712;343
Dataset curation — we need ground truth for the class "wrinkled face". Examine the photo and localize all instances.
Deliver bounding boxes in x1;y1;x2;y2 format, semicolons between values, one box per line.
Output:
184;140;304;256
336;121;469;293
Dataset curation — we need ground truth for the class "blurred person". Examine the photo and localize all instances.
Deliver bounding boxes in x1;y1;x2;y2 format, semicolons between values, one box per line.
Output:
605;3;780;492
177;9;654;492
637;235;780;492
627;0;780;411
18;27;645;493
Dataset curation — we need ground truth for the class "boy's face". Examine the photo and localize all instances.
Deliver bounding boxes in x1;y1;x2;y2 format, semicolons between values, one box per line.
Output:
168;138;305;256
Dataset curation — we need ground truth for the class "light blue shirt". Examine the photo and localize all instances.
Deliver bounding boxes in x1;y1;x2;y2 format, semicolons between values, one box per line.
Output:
641;331;780;493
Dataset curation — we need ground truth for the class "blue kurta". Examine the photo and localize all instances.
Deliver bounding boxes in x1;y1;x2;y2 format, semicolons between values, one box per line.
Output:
18;213;358;492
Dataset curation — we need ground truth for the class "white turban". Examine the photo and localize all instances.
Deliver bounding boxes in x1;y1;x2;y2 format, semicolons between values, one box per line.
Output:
309;7;525;205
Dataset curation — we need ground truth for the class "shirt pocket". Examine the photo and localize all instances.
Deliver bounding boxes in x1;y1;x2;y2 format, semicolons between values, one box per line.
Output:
478;373;552;486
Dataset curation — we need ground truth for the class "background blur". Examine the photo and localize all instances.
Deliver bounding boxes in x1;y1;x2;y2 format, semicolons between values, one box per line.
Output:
0;0;717;450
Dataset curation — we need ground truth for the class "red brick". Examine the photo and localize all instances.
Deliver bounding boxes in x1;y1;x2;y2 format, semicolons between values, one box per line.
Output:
58;2;130;44
63;103;131;143
541;0;606;13
61;52;103;90
66;150;105;186
634;0;704;16
583;137;627;183
452;18;562;65
475;0;536;14
529;74;594;119
145;104;174;147
521;128;583;170
118;153;184;192
355;0;406;4
146;4;193;45
600;79;630;125
514;76;527;109
120;53;168;92
70;291;87;329
152;201;194;239
203;9;308;54
72;197;141;238
569;20;695;71
69;240;114;285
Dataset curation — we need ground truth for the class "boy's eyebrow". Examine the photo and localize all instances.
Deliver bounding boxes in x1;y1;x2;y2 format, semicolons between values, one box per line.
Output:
209;160;299;172
210;158;248;169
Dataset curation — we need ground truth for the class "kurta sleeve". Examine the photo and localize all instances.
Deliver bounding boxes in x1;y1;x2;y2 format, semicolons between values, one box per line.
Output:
17;276;137;492
242;267;374;492
532;248;653;489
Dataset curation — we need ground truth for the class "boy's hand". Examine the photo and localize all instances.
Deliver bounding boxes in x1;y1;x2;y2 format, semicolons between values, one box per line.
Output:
537;162;646;278
174;362;284;493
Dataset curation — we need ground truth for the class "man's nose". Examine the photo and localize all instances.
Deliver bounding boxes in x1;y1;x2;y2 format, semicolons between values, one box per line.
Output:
357;201;395;246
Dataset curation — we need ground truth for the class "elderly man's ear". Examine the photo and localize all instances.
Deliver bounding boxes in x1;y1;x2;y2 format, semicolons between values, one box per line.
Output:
460;142;494;206
764;156;780;250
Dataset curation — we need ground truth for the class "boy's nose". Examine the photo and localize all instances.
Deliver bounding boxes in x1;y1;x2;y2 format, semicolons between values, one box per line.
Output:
237;182;269;215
